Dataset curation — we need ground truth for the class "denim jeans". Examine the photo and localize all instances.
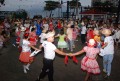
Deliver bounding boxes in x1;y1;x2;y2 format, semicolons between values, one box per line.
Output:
103;54;114;76
67;39;74;51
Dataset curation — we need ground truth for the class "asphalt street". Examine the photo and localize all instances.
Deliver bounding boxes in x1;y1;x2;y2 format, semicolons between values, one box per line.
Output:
0;37;120;81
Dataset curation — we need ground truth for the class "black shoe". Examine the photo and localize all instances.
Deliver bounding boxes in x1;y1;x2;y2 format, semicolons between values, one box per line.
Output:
3;45;7;48
35;79;42;81
35;79;39;81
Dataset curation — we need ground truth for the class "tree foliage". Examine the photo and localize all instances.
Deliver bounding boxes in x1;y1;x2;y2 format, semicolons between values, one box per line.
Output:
44;0;60;17
0;0;5;4
93;1;117;13
69;0;81;9
12;9;28;19
44;0;60;11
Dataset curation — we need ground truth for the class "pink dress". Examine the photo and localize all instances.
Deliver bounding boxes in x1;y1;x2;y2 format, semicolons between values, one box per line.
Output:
72;30;77;40
81;46;100;74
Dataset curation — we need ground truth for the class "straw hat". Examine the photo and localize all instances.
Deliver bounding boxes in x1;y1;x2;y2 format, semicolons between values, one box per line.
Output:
45;31;55;38
102;29;111;35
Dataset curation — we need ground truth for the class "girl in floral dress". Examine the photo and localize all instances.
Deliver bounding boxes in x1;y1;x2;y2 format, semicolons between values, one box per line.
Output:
69;39;100;81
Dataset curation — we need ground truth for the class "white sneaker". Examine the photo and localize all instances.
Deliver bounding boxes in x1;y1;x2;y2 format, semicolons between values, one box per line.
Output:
26;64;30;70
103;69;106;73
23;65;27;73
24;69;27;73
26;66;29;70
12;44;16;47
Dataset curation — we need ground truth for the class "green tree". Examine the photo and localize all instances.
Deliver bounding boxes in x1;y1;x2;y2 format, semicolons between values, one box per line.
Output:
69;0;81;9
12;9;28;19
44;0;60;17
93;1;117;13
0;0;5;5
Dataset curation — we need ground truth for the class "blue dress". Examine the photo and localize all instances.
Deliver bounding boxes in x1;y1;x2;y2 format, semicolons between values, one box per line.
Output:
36;23;42;36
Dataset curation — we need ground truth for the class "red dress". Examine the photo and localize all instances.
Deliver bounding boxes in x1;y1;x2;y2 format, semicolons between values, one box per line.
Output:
81;46;100;74
49;22;54;31
87;30;94;41
19;40;33;64
29;32;37;45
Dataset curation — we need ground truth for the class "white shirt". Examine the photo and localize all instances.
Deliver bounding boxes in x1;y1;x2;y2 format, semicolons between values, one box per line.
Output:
24;24;30;28
43;24;49;31
42;41;57;60
30;26;36;32
0;39;3;47
22;39;31;52
4;23;10;28
39;33;46;43
81;26;87;34
104;36;114;54
67;28;73;40
115;30;120;39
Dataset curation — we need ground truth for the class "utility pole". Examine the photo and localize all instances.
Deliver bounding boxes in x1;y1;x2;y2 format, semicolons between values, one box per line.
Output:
67;1;69;20
76;0;79;19
61;0;63;18
116;0;120;25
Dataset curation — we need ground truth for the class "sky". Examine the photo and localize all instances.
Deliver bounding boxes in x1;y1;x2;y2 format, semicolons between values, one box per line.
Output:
0;0;91;18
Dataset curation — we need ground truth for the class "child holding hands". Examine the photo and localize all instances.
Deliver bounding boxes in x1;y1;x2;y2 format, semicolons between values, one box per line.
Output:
68;39;100;81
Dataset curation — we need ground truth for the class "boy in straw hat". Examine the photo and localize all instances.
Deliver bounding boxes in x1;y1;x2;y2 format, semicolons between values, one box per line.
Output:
36;31;68;81
101;29;114;79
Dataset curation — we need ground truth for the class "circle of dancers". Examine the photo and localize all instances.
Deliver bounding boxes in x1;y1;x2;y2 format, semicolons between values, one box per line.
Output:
0;18;120;81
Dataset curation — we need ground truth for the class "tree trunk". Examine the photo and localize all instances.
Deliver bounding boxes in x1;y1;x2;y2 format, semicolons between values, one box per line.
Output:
49;10;52;18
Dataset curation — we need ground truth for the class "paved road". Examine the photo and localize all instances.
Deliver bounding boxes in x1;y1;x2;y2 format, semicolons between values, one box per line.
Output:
0;37;120;81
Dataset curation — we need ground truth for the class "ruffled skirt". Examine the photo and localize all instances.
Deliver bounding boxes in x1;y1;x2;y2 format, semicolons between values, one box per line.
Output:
19;52;33;63
81;56;100;74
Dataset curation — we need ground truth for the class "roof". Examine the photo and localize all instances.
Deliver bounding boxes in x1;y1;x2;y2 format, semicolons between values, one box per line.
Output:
80;9;107;14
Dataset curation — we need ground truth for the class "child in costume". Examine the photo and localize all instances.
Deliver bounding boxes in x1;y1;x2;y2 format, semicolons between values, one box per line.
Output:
29;28;37;46
69;39;100;81
36;31;67;81
94;30;101;48
19;33;39;73
101;29;114;79
55;29;67;51
39;29;47;44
